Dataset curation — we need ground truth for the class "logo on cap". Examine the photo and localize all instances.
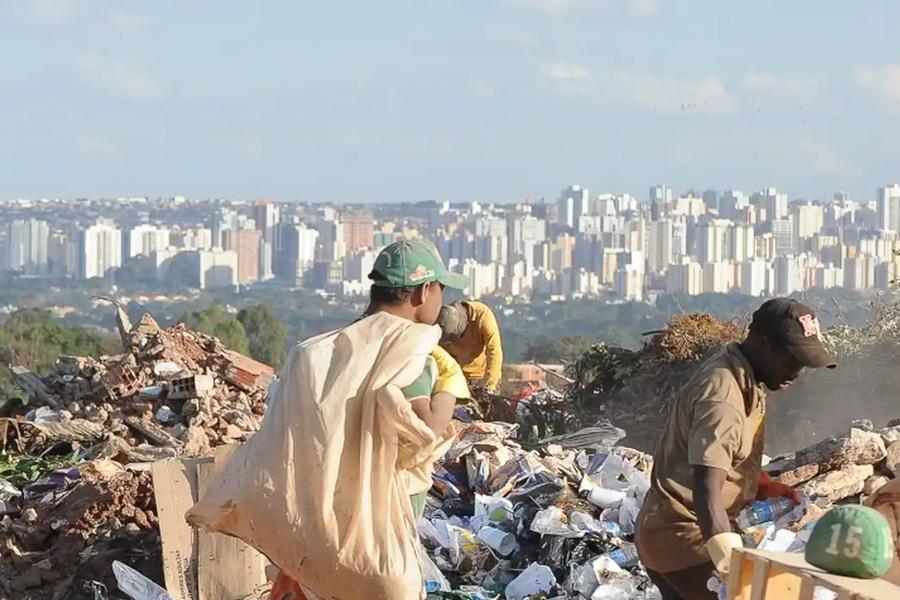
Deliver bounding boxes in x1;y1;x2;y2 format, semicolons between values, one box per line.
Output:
798;314;822;339
408;264;435;282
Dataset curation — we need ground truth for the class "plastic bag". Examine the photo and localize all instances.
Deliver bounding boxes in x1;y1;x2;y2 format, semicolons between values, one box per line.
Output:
505;564;556;600
112;561;174;600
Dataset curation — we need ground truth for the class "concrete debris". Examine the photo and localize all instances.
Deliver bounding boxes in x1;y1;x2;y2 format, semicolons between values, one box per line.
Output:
0;308;274;599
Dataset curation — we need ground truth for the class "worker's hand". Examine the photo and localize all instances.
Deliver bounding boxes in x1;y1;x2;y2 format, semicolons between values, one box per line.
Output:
705;532;743;575
757;472;800;504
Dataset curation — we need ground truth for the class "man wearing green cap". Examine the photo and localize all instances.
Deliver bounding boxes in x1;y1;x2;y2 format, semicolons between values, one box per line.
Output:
636;298;836;600
364;237;472;516
269;238;471;600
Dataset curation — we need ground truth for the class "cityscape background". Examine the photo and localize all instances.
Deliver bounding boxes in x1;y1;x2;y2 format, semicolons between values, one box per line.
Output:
4;185;900;303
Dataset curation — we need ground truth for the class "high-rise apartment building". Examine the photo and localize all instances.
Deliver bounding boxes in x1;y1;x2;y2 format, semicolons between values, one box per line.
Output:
222;228;262;284
127;225;170;258
876;184;900;232
78;220;122;279
341;212;374;253
5;219;50;275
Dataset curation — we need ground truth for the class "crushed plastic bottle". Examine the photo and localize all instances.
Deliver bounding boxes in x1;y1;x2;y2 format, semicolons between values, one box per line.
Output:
605;543;640;569
736;497;795;529
112;561;175;600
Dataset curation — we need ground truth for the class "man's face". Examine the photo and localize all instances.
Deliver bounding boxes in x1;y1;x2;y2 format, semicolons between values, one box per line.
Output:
757;338;804;391
415;281;444;325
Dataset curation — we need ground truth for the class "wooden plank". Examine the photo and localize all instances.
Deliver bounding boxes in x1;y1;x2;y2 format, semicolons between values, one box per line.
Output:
152;458;207;600
765;565;804;600
740;549;900;600
196;446;269;600
750;559;769;600
798;576;816;600
728;549;748;599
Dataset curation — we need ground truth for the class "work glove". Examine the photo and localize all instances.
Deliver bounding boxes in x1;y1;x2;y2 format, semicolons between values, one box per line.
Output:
757;471;800;504
706;532;744;575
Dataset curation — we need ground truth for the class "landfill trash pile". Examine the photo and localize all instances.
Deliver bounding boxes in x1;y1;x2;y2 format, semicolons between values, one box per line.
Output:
419;414;662;600
0;306;275;599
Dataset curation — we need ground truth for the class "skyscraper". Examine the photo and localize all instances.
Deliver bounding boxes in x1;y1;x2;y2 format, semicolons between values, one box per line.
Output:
341;212;374;253
876;184;900;232
79;220;122;279
650;185;673;220
557;185;588;229
5;219;50;275
222;228;262;284
127;224;170;258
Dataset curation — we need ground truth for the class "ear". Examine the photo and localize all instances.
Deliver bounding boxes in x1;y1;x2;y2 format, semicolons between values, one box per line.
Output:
410;285;426;307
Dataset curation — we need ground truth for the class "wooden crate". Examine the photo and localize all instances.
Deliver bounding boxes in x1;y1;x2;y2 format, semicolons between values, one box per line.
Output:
727;548;900;600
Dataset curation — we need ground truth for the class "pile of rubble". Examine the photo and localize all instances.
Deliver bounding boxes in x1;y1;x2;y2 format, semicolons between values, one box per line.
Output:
767;420;900;506
0;306;274;599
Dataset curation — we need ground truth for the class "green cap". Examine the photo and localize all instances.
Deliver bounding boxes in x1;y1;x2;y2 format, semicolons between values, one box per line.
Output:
369;238;469;290
805;505;894;579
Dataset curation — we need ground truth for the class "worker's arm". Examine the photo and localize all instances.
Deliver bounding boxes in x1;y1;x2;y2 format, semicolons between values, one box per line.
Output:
688;396;747;573
757;470;800;503
476;304;503;392
693;466;732;540
410;392;456;436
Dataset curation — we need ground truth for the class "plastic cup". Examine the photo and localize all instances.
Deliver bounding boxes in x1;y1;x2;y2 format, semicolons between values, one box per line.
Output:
477;526;516;556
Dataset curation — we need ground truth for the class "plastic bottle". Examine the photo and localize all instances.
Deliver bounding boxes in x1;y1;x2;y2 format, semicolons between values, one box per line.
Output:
605;543;640;569
736;497;796;529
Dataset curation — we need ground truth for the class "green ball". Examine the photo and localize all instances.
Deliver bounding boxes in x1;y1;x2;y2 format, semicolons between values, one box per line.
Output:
805;505;895;579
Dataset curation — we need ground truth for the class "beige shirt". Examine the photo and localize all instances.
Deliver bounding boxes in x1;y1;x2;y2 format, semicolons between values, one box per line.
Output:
635;343;766;573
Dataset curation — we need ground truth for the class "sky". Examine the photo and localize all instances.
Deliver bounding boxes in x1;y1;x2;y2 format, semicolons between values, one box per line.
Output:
3;0;900;204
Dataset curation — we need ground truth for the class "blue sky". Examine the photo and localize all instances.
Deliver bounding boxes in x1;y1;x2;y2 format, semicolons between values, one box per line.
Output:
2;0;900;203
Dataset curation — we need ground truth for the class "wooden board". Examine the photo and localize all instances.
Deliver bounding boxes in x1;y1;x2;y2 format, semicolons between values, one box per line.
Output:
153;446;271;600
152;457;204;600
196;449;269;600
728;548;900;600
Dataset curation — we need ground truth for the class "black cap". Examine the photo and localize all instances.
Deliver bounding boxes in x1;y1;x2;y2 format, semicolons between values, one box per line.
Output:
749;298;837;369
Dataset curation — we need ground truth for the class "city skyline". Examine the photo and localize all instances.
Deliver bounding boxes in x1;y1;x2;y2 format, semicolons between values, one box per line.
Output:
5;183;900;304
3;1;900;201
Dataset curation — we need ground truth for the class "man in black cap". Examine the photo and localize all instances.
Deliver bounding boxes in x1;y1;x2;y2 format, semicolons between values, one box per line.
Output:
635;298;836;600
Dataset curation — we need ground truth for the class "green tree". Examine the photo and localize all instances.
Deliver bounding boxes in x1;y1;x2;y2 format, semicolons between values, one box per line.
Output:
237;304;288;368
0;308;119;399
180;306;250;355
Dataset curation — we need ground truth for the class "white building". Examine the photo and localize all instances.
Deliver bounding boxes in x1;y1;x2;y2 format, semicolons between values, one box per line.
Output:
5;219;50;275
557;185;589;229
877;184;900;232
844;255;878;290
614;264;643;301
755;187;789;222
793;202;824;243
703;262;736;294
79;220;122;279
815;263;844;289
127;225;170;258
697;219;732;264
740;260;771;297
773;255;803;295
666;259;704;295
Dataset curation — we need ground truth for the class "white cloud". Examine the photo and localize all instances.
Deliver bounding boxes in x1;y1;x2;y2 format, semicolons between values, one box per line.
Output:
78;136;120;161
540;61;591;81
471;0;660;17
856;65;900;106
596;70;735;114
75;53;164;101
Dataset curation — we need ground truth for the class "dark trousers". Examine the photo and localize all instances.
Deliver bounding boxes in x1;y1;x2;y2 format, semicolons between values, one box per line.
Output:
646;562;718;600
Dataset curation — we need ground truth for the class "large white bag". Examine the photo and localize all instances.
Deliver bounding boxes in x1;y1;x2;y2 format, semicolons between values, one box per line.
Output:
187;313;444;600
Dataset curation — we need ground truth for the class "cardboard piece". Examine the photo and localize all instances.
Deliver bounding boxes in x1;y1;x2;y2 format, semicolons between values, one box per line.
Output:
153;447;270;600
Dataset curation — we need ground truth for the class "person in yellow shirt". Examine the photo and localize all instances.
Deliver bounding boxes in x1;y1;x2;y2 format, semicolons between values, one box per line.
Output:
437;300;503;393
